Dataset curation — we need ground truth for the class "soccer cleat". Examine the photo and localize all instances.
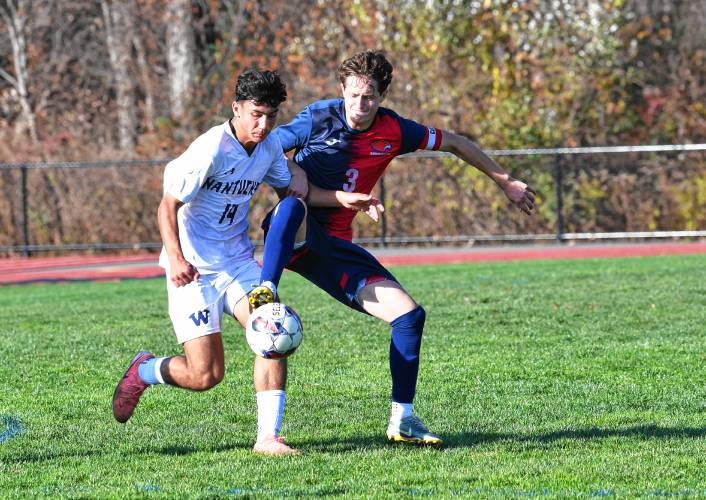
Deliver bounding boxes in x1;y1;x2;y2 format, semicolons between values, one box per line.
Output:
386;415;443;446
252;435;299;456
248;284;276;312
112;351;154;423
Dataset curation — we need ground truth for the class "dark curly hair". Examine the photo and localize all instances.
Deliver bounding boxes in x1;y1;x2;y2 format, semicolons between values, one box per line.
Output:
337;50;393;94
235;69;287;107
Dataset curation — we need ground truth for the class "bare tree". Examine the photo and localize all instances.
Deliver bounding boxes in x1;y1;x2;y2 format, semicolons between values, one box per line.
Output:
0;0;37;143
101;0;137;151
165;0;195;121
628;0;706;51
132;33;155;132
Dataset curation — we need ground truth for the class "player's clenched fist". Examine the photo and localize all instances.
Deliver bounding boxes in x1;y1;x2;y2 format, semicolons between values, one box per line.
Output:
169;257;200;287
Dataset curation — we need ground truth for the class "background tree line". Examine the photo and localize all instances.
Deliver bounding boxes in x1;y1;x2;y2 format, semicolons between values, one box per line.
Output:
0;0;705;251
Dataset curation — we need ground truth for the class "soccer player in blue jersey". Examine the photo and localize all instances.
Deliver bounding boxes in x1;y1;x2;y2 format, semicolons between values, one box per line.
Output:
250;50;537;446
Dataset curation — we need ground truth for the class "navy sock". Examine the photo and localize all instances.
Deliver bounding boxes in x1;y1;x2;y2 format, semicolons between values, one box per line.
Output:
389;306;426;404
261;197;306;287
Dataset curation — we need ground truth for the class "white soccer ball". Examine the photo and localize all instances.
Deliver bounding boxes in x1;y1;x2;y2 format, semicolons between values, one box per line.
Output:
245;302;303;359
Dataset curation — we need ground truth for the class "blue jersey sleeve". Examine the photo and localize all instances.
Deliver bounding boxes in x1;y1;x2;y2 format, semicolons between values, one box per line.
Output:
272;106;312;153
397;115;430;155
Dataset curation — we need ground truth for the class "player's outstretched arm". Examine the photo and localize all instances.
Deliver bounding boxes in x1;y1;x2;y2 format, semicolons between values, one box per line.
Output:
439;131;536;215
157;193;200;286
306;185;385;222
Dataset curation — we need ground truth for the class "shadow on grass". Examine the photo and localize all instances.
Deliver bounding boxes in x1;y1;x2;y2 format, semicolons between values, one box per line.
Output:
296;424;706;453
0;442;253;464
5;424;704;463
0;449;105;464
446;424;706;448
156;442;251;456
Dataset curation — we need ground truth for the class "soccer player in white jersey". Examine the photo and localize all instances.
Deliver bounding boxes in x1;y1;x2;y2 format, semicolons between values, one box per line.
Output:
111;69;381;456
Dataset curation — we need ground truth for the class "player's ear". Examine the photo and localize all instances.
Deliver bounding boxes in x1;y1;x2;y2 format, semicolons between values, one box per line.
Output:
340;83;346;95
231;101;240;118
380;89;388;102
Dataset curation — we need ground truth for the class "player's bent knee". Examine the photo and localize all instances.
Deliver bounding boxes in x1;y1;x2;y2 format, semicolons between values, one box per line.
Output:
187;364;225;391
191;371;224;391
274;196;307;218
392;305;426;333
360;281;418;322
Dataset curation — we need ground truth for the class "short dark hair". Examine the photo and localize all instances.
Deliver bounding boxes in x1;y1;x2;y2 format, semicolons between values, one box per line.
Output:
337;50;393;94
234;69;287;107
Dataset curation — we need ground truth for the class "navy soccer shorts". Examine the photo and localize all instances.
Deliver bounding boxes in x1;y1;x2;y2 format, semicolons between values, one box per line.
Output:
262;211;397;313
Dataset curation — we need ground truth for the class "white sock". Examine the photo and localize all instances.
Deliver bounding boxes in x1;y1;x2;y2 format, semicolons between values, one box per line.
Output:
256;390;285;440
261;280;277;297
153;358;166;384
390;401;413;422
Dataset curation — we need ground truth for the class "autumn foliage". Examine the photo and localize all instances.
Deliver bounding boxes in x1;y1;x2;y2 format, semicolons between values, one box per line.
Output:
0;0;704;251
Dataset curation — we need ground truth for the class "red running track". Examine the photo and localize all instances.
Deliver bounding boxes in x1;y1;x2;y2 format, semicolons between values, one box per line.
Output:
1;242;705;285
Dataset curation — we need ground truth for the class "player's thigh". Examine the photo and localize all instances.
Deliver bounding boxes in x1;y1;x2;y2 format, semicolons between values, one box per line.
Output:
231;295;250;328
294;215;307;246
358;279;418;323
167;276;224;344
223;258;262;327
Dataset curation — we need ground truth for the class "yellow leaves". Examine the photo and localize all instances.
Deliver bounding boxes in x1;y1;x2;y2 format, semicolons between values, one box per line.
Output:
647;208;660;231
492;66;501;99
606;100;625;115
658;28;672;41
670;174;706;230
581;178;608;204
421;41;440;59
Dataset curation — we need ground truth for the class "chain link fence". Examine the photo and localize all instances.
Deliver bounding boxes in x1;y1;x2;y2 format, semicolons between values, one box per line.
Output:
1;144;705;256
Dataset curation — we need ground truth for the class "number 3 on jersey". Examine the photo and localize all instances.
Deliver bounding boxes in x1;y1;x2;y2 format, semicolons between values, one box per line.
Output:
342;168;359;192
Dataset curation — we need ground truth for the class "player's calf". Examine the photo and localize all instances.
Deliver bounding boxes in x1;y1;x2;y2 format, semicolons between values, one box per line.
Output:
389;306;426;403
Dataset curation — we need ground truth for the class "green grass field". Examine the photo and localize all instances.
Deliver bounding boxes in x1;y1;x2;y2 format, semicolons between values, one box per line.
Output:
1;254;706;498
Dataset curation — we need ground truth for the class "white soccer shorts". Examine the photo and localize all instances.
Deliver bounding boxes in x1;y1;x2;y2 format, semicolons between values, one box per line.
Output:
166;259;261;344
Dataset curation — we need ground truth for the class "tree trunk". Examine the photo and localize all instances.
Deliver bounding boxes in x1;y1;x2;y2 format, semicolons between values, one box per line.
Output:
132;33;155;132
677;0;706;51
101;0;137;151
0;0;38;144
165;0;195;121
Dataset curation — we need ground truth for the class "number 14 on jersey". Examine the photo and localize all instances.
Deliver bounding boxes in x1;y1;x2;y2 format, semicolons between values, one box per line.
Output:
219;203;240;225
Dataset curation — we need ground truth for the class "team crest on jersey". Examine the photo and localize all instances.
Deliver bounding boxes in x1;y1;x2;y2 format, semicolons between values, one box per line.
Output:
370;139;393;156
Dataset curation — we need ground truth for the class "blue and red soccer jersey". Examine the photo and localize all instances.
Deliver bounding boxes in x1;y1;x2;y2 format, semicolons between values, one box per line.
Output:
273;98;442;241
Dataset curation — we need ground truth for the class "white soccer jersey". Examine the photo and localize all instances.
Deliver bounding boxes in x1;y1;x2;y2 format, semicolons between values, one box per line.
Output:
159;121;291;275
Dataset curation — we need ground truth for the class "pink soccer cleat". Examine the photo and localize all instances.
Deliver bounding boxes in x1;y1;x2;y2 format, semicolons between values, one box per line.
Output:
252;435;299;456
112;351;154;423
